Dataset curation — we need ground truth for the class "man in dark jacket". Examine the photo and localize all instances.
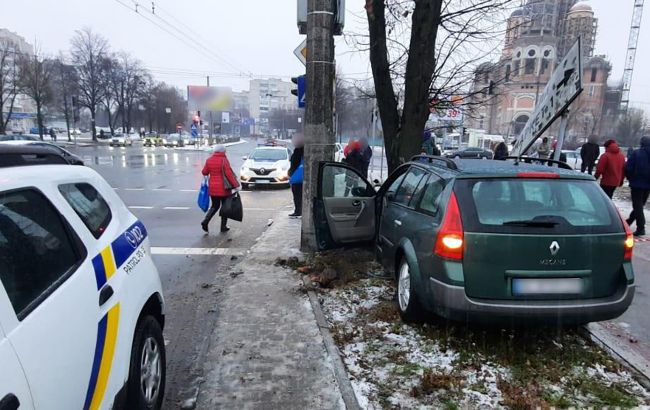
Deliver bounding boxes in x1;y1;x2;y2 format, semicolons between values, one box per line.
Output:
359;137;373;178
626;136;650;236
580;139;600;174
288;134;305;217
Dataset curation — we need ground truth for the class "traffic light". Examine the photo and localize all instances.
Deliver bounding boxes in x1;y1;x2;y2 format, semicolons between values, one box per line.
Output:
291;77;300;97
291;75;306;108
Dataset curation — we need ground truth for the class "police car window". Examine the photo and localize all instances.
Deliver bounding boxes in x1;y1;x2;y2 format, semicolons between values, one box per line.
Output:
59;183;112;239
0;189;82;320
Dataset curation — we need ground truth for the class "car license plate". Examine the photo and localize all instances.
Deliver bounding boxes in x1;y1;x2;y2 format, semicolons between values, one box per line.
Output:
256;180;270;184
512;278;582;295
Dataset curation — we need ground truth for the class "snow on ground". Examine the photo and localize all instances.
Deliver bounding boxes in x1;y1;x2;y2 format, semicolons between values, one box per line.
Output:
318;278;650;408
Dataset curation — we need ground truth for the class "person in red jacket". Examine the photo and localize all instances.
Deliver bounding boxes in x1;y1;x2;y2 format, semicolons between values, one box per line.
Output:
595;139;626;199
201;145;240;233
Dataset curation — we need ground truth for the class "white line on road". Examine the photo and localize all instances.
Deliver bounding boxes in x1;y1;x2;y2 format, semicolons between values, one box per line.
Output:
152;188;172;191
179;189;198;192
150;247;245;256
163;206;191;210
129;206;154;209
125;188;145;191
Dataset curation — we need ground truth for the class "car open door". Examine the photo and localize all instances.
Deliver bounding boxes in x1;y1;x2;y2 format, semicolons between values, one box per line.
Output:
314;162;376;250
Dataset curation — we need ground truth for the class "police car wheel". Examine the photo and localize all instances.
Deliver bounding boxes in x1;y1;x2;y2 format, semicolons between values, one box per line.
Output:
127;316;166;409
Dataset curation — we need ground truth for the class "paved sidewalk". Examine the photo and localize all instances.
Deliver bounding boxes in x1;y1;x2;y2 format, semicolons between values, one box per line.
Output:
196;215;345;409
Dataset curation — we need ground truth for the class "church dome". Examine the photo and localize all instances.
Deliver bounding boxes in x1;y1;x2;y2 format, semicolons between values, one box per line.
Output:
569;2;593;14
510;8;523;18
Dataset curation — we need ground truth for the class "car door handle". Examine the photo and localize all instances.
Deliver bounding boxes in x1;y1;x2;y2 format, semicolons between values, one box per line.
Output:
394;220;402;226
352;200;361;206
99;285;114;306
0;394;19;410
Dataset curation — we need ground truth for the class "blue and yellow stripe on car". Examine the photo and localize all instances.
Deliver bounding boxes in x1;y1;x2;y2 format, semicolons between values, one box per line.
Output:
84;220;149;408
83;304;121;410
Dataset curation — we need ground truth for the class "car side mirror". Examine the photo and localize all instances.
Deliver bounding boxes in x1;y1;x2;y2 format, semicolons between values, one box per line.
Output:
386;192;395;202
351;187;368;197
242;156;248;160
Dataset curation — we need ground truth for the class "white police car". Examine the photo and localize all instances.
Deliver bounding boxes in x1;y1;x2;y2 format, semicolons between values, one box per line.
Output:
0;162;166;409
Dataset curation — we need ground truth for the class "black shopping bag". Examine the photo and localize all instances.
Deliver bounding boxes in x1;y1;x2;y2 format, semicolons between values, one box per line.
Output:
219;192;243;222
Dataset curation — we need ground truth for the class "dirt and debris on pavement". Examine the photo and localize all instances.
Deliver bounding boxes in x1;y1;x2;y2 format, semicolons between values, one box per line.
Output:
289;250;650;409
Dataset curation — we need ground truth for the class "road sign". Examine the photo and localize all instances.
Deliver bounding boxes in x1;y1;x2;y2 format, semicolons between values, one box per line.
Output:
294;39;307;66
191;123;198;137
511;38;583;156
297;75;306;108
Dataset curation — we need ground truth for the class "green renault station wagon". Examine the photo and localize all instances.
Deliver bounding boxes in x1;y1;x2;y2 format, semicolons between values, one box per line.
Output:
314;156;635;325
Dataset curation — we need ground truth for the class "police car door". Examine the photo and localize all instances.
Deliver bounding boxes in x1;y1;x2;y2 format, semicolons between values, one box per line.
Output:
0;187;98;408
0;317;34;410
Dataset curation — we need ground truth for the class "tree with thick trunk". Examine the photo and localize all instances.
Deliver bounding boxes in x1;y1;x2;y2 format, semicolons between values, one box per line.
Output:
0;40;19;135
17;53;54;141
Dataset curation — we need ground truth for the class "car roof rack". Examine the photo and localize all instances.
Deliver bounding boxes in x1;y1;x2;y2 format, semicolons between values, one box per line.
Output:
410;155;458;171
505;156;573;170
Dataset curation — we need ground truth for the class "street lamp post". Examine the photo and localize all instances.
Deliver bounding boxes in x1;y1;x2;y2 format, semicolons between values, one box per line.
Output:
165;107;172;134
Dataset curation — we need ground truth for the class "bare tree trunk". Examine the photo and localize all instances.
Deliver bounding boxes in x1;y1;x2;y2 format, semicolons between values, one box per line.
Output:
36;102;44;140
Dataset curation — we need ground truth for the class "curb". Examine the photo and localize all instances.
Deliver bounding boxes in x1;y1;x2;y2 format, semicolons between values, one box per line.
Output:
302;276;361;410
581;323;650;390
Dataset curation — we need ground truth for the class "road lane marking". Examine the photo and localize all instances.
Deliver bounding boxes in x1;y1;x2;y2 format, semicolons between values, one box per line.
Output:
179;189;198;192
128;206;154;209
124;188;145;191
150;247;245;256
152;188;172;191
163;206;191;210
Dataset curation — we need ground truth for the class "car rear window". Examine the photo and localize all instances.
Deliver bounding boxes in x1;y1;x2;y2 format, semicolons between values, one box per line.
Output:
59;183;112;238
455;178;622;234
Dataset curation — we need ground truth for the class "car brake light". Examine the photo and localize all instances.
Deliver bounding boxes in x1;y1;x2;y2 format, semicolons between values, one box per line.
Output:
516;172;560;179
619;212;634;261
434;192;464;260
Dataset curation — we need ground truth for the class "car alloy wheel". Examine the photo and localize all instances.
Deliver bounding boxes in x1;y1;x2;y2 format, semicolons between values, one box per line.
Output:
140;336;162;405
398;262;411;312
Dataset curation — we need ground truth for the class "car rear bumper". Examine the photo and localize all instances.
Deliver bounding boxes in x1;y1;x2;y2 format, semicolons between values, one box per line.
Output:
428;276;635;325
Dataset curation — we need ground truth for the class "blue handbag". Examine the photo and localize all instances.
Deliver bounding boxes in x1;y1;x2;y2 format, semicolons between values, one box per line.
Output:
290;160;304;185
197;177;210;212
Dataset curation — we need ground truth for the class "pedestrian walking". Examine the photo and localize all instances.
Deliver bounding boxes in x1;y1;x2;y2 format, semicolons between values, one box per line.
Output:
422;131;441;156
288;134;304;217
200;144;240;233
359;137;373;178
580;138;600;174
626;136;650;236
595;139;626;199
537;137;551;159
493;141;508;160
49;128;57;142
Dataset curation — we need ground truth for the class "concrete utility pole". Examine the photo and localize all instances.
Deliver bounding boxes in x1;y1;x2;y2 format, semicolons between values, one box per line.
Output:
301;0;336;251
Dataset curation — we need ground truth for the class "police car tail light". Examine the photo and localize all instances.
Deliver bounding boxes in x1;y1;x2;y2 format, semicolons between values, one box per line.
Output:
434;192;464;261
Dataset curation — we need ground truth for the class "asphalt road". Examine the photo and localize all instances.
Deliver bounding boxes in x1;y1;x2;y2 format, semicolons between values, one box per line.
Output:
67;140;293;409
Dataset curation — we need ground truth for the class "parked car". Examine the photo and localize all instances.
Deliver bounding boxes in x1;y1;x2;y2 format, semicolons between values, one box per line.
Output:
0;140;84;165
445;147;494;159
0;134;39;142
110;134;133;147
144;134;163;147
163;134;184;148
240;146;292;189
314;157;635;325
563;150;582;170
335;142;345;162
0;161;166;409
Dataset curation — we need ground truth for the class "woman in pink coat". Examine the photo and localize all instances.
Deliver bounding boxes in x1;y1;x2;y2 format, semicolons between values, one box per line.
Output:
201;145;240;233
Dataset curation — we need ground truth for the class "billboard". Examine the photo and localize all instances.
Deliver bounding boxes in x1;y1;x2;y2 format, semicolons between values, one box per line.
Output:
187;86;233;112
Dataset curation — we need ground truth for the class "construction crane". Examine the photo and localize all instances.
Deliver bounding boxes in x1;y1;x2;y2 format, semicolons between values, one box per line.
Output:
621;0;645;114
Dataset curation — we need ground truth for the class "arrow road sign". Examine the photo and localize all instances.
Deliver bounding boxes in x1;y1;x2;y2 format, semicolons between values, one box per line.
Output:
294;39;307;66
191;123;198;137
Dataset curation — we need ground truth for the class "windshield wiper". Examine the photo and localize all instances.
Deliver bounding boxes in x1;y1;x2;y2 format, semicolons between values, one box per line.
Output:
502;220;559;228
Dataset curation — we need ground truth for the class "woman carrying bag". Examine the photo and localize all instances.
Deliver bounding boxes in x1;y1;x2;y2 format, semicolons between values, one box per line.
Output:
288;134;304;217
201;144;240;233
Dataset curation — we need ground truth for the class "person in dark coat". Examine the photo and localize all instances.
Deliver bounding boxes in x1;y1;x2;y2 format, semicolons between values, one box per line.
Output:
595;139;626;199
626;136;650;236
49;128;57;142
345;140;366;174
201;145;240;233
493;142;508;160
359;137;373;178
580;139;600;174
288;134;304;217
421;131;440;156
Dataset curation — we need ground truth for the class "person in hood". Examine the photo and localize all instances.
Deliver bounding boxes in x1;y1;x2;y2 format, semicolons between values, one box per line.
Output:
493;142;508;161
344;140;366;174
201;144;240;233
288;133;305;217
537;137;551;159
422;131;441;156
580;138;600;174
626;136;650;236
595;139;626;199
